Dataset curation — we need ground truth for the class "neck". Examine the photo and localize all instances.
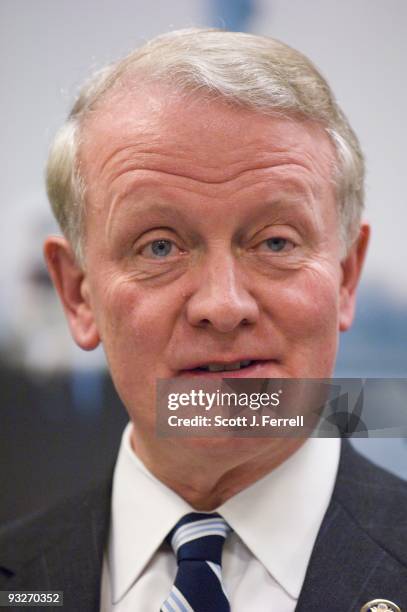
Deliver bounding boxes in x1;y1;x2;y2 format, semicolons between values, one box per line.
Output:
130;428;305;510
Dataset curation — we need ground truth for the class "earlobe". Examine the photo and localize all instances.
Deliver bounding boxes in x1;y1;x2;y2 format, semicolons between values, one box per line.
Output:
339;223;370;332
43;236;100;350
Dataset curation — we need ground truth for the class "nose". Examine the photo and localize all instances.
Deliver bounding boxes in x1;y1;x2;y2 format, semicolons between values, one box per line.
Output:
186;254;259;333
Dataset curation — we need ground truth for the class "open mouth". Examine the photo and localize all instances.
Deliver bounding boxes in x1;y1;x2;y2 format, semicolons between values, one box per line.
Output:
195;359;255;372
180;359;272;376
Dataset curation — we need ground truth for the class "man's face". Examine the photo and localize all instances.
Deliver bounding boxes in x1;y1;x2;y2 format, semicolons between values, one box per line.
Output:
58;85;365;439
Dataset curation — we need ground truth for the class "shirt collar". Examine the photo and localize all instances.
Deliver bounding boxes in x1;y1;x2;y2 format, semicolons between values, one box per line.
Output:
218;436;340;598
108;423;193;603
109;422;340;602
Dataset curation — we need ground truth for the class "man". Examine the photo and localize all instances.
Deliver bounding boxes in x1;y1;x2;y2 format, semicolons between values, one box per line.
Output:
0;29;406;612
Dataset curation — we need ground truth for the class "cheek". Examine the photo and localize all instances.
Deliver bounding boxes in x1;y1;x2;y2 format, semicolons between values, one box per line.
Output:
288;272;339;328
270;266;341;367
92;277;182;426
94;275;179;366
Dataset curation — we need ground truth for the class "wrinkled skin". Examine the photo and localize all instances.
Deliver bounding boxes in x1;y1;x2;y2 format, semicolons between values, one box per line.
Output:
45;85;369;508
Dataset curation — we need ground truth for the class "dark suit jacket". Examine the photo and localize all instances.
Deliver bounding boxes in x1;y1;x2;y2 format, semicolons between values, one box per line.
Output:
1;440;406;611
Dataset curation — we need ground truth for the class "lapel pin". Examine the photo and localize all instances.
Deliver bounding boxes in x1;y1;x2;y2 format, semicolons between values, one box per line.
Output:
360;600;401;612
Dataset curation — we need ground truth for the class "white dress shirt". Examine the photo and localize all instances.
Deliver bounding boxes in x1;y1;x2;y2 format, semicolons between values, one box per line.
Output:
100;423;340;611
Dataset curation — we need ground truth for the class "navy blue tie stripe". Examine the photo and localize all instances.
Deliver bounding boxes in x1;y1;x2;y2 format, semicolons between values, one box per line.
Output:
161;512;232;612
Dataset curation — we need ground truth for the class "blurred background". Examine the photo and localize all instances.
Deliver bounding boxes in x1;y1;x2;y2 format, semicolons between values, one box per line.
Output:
1;0;406;522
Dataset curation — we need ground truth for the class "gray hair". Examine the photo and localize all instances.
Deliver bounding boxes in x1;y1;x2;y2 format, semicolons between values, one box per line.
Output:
46;28;364;263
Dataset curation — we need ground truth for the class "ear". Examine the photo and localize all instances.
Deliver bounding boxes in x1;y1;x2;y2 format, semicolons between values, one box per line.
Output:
43;236;100;350
339;222;370;332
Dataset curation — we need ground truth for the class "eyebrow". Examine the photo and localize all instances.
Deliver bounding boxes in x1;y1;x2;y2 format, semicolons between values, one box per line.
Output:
104;166;322;243
107;193;318;245
107;199;189;233
105;198;192;248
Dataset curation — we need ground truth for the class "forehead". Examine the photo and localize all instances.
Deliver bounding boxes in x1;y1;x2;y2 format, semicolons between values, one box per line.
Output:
79;82;336;192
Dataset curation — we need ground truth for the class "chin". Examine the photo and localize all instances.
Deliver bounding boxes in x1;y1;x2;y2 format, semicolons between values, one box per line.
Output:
174;435;282;456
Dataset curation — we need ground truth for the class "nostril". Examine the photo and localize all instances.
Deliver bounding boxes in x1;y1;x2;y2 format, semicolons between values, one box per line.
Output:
198;316;252;330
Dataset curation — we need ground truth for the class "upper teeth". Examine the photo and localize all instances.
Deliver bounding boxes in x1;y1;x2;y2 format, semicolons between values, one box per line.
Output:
202;360;252;372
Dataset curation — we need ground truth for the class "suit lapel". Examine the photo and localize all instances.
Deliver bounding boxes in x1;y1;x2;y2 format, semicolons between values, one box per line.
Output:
0;475;112;612
296;498;407;609
296;441;407;610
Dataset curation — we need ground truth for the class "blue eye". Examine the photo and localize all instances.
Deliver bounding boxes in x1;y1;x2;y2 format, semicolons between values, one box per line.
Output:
266;237;288;252
147;239;174;258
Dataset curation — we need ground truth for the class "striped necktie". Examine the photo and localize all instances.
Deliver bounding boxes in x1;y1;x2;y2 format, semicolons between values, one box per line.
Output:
161;512;232;612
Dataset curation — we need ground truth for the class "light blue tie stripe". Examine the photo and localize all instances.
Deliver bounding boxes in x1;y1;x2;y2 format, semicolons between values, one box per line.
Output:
172;526;230;552
169;586;194;612
171;519;230;551
173;518;228;540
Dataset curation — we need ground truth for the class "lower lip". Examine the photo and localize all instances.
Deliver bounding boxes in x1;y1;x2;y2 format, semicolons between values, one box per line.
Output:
179;360;278;378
